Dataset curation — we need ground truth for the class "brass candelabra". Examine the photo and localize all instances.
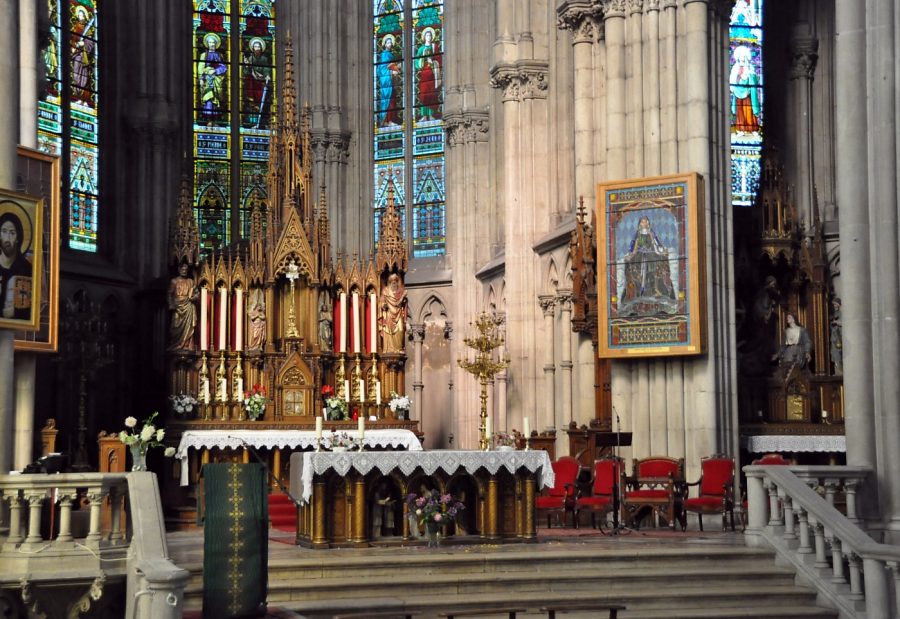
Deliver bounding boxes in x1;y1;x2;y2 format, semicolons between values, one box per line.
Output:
458;311;510;450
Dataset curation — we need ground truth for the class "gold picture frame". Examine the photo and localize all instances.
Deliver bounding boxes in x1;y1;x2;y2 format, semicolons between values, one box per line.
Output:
597;172;707;358
13;146;61;351
0;187;44;332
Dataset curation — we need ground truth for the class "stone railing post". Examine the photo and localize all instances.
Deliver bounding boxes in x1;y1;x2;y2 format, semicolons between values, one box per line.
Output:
862;557;890;619
56;492;75;544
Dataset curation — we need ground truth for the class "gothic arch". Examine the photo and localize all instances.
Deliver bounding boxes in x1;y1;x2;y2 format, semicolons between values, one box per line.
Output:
546;257;560;293
417;293;449;325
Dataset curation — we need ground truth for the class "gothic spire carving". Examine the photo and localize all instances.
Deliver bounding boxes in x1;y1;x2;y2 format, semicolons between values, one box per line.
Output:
375;174;408;274
169;174;200;267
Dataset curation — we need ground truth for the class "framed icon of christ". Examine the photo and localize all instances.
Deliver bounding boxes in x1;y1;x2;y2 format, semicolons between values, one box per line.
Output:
597;173;707;359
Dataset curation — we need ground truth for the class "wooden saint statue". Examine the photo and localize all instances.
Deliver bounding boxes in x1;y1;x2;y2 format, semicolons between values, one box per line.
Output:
379;273;407;353
168;262;198;350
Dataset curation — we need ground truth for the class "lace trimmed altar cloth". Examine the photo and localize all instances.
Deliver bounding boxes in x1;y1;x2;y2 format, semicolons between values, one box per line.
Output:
291;449;555;504
175;429;423;486
741;434;846;454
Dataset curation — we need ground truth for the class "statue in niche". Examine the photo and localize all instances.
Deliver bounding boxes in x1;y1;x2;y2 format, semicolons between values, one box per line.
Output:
830;298;843;375
247;288;266;351
772;312;812;384
168;262;198;350
318;299;333;351
370;479;397;539
379;273;407;353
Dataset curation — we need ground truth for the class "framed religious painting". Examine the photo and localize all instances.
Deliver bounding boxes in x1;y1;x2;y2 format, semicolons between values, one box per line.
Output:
13;146;61;350
0;187;44;333
596;173;707;358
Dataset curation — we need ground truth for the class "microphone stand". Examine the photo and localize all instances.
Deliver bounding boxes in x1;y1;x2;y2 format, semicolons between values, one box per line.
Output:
601;409;631;536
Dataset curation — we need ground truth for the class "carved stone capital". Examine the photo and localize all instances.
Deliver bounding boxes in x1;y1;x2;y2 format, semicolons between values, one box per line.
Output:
627;0;644;15
556;289;574;310
409;323;426;342
790;38;819;80
444;108;490;147
557;0;597;44
538;294;557;317
311;129;351;165
645;0;660;10
490;61;550;102
599;0;627;19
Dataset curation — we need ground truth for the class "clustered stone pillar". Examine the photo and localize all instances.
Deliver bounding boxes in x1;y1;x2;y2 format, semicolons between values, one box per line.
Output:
410;324;425;424
538;295;557;435
789;35;819;234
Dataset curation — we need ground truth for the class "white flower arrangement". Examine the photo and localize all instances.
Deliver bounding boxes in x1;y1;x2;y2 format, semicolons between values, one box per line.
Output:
388;392;411;415
119;412;176;457
169;393;198;416
331;431;358;450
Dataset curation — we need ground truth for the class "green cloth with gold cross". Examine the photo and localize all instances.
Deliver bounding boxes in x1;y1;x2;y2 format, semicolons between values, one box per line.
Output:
202;462;269;618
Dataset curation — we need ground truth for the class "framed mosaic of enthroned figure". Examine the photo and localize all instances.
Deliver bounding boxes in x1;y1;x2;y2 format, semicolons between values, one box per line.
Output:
596;173;706;359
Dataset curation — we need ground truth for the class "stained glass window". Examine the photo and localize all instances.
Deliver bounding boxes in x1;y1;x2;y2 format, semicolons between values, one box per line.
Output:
729;0;764;207
38;0;100;252
373;0;445;257
192;0;275;253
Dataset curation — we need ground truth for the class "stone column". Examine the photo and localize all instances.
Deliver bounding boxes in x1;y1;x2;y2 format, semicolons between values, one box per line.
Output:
789;36;819;234
0;0;19;480
557;1;597;202
539;295;557;433
628;0;644;177
557;290;574;427
866;0;900;531
644;0;662;175
410;324;425;427
834;0;875;472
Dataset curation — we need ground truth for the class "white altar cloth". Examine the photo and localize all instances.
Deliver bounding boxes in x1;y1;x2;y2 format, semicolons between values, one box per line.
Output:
175;429;422;486
741;434;846;454
290;449;555;504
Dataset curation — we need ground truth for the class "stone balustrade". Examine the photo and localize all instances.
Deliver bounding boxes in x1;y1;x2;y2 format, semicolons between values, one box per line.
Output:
745;465;900;619
0;472;188;619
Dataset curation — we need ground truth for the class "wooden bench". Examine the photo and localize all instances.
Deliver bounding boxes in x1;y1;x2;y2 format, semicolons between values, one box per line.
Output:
438;608;527;619
540;602;627;618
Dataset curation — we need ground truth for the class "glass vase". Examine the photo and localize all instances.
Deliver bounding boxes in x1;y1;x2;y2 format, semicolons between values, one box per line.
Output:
130;445;147;472
426;521;440;548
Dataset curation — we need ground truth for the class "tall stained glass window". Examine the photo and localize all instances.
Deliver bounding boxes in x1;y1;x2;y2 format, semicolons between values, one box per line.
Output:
729;0;764;207
38;0;100;252
192;0;275;253
373;0;445;258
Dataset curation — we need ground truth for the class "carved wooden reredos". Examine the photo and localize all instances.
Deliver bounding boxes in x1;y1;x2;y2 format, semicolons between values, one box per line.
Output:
165;40;408;424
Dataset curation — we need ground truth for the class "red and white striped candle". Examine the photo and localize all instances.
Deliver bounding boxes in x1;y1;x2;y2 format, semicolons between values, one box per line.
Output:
199;287;208;351
218;286;228;351
234;288;243;352
339;292;348;353
352;292;361;354
369;292;377;354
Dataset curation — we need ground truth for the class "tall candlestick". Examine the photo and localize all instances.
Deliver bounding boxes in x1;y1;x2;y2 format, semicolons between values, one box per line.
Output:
234;288;243;351
369;292;377;354
200;287;208;351
339;292;348;353
315;416;323;440
358;417;365;441
218;287;227;351
352;292;361;354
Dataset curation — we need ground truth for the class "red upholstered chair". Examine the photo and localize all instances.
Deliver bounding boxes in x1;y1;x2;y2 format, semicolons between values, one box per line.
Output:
536;456;580;528
621;456;685;530
683;455;736;531
575;458;624;529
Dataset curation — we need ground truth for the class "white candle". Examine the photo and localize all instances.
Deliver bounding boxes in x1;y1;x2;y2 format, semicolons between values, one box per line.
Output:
202;379;210;404
375;380;381;405
236;377;243;400
352;292;361;354
485;416;492;443
234;288;243;351
344;380;350;402
339;292;348;352
200;287;208;351
821;409;828;419
369;292;377;354
219;377;227;401
358;417;365;440
218;287;227;351
523;417;530;438
315;416;323;440
359;379;366;402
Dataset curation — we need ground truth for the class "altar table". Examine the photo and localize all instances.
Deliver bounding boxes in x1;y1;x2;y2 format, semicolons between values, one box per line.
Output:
290;449;554;547
174;429;422;486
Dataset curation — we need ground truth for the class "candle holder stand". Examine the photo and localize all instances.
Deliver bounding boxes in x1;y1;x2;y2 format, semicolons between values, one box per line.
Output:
458;311;510;451
233;352;245;421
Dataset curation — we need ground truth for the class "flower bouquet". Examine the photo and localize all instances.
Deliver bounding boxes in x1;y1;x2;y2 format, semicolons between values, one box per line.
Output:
322;385;349;420
119;412;176;471
493;431;517;451
169;393;198;417
330;431;357;452
388;391;412;420
405;489;465;547
243;384;268;420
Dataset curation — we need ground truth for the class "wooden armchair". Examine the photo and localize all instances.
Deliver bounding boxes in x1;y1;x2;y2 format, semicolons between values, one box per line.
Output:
683;455;735;531
621;456;685;530
536;456;580;528
575;458;624;529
